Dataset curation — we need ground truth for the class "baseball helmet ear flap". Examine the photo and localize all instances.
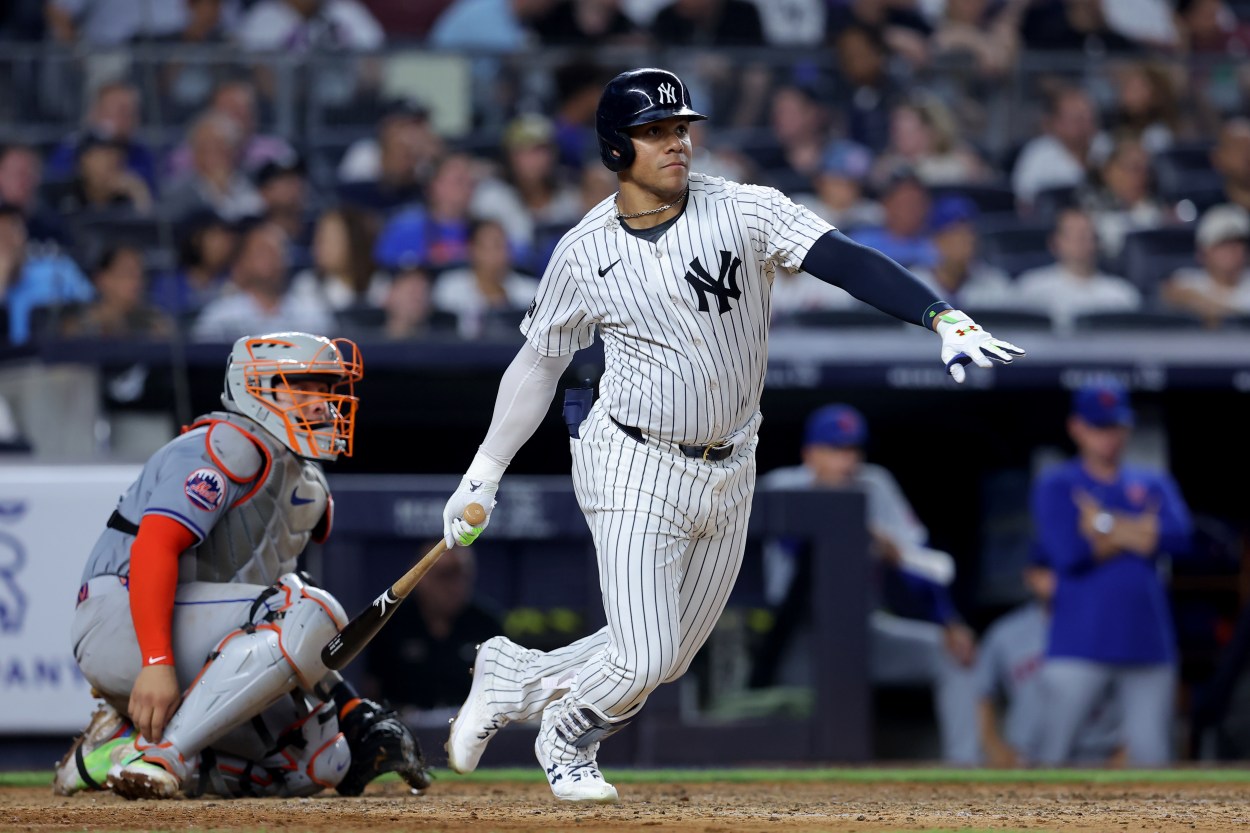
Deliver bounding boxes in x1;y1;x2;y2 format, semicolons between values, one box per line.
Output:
596;67;707;172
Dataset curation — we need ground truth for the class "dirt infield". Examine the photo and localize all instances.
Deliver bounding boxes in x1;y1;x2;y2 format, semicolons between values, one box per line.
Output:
5;776;1250;833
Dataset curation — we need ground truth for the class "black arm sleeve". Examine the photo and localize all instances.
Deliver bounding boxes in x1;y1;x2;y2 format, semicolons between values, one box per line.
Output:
799;229;952;328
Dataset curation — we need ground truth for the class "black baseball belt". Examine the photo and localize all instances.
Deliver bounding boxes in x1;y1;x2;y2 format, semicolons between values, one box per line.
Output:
610;417;736;462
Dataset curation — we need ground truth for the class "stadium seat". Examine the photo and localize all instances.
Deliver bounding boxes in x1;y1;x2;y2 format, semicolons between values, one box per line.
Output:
1072;309;1205;332
1119;227;1198;297
1153;142;1216;200
977;221;1053;277
930;182;1017;219
1029;185;1078;223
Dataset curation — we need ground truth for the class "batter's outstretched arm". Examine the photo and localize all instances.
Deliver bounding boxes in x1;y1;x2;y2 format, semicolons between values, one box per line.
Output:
442;344;575;547
801;230;1025;383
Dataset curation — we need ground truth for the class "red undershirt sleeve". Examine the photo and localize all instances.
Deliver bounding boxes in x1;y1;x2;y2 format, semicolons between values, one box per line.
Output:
129;515;197;668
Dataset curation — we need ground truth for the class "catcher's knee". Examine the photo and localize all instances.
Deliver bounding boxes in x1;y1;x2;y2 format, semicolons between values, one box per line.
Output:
254;572;348;689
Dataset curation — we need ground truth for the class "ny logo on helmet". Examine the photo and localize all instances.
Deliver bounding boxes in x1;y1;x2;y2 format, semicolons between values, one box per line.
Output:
658;82;677;105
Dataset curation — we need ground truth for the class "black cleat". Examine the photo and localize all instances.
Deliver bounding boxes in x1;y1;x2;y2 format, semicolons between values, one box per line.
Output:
336;699;432;796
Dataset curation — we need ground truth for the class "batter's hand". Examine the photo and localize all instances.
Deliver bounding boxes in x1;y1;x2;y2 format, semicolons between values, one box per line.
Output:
129;664;181;742
442;476;498;548
934;310;1025;383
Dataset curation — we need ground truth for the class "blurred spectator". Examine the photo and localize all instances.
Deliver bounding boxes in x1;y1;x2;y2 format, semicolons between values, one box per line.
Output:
1031;380;1192;766
428;0;549;50
381;265;442;339
63;245;173;339
1020;0;1139;53
831;22;900;152
375;154;478;272
252;152;312;255
46;81;158;192
360;0;455;37
551;63;610;170
769;268;857;322
911;195;1012;309
1012;85;1102;208
433;219;538;339
929;0;1027;79
532;0;641;43
289;207;388;312
1105;61;1182;155
753;404;981;766
1162;203;1250;325
0;143;67;245
1175;0;1250;54
191;219;334;340
0;205;93;344
166;79;296;180
848;169;936;269
49;131;154;216
1211;117;1250;215
825;0;931;67
164;0;231;43
749;85;832;191
471;115;580;253
1014;208;1141;330
752;0;825;46
1078;136;1168;261
976;555;1122;767
45;0;186;44
150;210;236;317
798;140;883;229
338;98;440;213
163;112;264;222
363;546;503;713
648;0;764;45
869;95;990;188
1099;0;1179;50
235;0;384;51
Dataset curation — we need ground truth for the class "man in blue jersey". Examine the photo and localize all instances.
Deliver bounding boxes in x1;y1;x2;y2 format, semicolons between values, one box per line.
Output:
1031;380;1192;766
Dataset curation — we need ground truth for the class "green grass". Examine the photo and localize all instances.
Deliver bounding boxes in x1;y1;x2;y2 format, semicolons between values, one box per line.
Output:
11;766;1249;789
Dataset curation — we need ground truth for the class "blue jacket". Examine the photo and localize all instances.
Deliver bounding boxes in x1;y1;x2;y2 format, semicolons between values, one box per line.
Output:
1032;458;1192;664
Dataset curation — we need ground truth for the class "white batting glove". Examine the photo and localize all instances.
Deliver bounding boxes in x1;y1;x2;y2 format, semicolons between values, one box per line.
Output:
934;310;1025;383
442;476;498;548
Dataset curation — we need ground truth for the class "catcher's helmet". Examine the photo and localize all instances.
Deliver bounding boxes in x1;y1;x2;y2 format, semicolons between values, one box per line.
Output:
222;332;363;460
597;68;707;172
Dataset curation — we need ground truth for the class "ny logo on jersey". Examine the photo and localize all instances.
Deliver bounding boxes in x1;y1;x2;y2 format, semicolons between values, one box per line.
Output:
684;250;743;315
657;82;677;105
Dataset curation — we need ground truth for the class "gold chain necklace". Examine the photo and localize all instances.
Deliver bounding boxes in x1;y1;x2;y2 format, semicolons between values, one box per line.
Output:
615;188;688;220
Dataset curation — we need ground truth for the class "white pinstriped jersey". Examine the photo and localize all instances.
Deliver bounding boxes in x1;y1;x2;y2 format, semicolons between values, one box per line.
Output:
521;172;834;446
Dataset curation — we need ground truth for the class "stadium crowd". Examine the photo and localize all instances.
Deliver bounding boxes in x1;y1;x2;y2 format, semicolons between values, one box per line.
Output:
1;0;1250;345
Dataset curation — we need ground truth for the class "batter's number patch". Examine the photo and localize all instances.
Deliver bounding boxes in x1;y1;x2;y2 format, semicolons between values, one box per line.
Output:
185;468;226;511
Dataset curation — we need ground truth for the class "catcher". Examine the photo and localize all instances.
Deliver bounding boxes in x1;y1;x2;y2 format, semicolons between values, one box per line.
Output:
53;332;430;800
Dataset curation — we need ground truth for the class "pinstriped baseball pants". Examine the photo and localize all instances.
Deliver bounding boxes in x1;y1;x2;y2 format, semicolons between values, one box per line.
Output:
494;402;757;725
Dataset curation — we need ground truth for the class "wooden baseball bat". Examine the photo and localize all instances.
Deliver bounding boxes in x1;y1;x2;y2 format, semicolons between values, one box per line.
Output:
321;502;487;670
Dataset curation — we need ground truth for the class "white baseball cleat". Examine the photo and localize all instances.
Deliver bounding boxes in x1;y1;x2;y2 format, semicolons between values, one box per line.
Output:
107;755;181;800
445;636;520;774
533;701;618;803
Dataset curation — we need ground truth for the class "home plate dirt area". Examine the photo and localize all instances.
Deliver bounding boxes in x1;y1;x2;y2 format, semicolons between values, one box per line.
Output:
4;770;1250;832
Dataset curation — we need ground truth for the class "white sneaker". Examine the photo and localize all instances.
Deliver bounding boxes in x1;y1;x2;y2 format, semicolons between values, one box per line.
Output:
107;755;181;800
534;705;618;803
53;703;136;796
445;636;524;773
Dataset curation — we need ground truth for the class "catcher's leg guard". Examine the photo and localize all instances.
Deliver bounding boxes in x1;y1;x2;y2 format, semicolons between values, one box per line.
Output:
109;573;347;799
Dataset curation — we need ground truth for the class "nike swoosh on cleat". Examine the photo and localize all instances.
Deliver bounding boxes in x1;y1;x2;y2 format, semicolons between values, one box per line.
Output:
290;487;315;506
598;259;621;277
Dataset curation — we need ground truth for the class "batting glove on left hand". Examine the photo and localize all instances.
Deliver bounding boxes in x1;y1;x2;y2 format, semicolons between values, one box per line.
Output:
442;476;498;548
935;310;1025;383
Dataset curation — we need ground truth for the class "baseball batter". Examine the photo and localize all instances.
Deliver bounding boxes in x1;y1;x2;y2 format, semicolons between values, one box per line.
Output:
54;333;429;800
441;68;1024;802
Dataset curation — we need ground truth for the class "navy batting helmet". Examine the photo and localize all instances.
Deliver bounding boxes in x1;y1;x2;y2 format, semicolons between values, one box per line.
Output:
596;68;707;172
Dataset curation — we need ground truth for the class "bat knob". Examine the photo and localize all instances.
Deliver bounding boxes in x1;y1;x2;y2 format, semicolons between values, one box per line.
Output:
463;502;487;526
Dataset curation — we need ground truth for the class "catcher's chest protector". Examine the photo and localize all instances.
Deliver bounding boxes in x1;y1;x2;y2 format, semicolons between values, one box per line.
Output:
185;411;330;586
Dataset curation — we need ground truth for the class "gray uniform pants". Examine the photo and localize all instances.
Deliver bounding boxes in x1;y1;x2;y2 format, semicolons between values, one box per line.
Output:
1036;658;1176;766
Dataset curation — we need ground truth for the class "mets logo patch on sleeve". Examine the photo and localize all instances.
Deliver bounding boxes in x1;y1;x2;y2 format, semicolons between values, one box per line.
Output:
185;468;226;511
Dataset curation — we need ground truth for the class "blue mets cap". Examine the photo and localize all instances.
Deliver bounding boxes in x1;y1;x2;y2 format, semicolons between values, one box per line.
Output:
1072;380;1134;428
804;404;867;448
929;195;978;233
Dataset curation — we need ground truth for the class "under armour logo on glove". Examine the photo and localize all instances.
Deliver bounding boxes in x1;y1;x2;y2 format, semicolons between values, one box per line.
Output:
935;310;1025;384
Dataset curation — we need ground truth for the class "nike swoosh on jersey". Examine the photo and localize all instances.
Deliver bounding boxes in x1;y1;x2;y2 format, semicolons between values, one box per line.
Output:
290;488;316;506
598;259;622;277
147;655;168;664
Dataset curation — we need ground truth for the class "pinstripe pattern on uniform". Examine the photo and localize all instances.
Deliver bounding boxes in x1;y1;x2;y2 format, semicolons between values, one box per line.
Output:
521;173;832;446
